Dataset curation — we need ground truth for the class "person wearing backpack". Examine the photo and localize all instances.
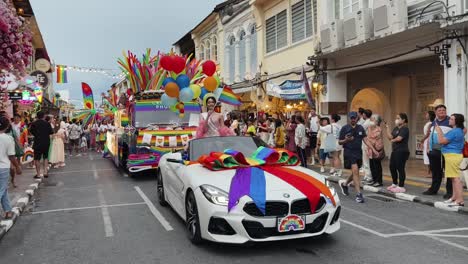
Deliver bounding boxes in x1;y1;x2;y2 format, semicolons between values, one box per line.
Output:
68;119;82;157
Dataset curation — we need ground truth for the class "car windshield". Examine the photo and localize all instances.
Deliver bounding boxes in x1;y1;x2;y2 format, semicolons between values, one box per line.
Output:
189;136;265;161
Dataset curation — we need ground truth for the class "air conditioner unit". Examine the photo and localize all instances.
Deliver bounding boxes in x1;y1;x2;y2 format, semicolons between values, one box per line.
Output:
373;0;408;38
320;19;344;53
344;8;374;47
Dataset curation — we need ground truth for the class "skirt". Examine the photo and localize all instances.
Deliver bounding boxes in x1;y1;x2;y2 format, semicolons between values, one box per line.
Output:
443;153;463;178
49;138;65;164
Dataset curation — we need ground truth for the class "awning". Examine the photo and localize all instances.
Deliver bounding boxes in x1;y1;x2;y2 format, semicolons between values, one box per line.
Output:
267;80;306;100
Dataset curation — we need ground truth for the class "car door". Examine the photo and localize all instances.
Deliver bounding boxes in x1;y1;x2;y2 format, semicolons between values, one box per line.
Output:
164;153;186;214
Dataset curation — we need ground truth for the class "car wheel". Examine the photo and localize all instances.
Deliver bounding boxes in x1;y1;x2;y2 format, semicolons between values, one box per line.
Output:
156;169;168;206
185;191;203;244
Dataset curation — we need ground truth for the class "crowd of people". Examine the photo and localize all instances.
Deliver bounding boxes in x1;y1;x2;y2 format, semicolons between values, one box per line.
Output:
224;104;465;206
0;110;115;220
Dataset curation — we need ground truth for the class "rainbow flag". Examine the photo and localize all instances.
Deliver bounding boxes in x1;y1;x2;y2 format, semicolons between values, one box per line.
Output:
56;65;68;83
302;67;315;108
81;82;94;110
219;86;241;106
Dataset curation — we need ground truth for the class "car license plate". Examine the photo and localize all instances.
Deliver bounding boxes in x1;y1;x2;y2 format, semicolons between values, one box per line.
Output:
277;214;306;233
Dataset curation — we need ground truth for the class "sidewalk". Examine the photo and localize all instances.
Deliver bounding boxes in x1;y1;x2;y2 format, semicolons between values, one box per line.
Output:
309;158;468;215
0;164;42;240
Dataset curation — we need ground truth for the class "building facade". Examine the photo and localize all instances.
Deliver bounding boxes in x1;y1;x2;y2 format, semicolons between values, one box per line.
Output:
314;0;468;157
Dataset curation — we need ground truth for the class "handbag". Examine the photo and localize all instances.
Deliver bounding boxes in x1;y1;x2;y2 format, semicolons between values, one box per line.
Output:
463;141;468;158
323;125;337;153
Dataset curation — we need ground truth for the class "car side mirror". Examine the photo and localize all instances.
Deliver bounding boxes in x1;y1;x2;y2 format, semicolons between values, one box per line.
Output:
167;158;184;164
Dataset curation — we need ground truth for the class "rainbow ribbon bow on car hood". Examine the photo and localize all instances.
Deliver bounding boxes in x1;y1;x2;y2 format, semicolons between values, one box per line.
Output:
197;147;336;215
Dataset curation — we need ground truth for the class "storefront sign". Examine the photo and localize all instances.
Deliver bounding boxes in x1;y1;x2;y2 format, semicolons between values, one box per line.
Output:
35;59;51;72
8;91;22;100
267;80;306;99
30;70;49;88
415;134;424;159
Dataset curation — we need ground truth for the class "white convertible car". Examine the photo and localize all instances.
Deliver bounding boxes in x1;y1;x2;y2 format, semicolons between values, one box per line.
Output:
157;136;341;244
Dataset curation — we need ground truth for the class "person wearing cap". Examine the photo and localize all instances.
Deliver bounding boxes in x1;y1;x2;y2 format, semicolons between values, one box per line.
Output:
338;111;367;203
423;104;453;197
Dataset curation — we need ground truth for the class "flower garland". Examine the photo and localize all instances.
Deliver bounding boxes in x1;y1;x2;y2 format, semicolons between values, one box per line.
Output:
0;0;33;78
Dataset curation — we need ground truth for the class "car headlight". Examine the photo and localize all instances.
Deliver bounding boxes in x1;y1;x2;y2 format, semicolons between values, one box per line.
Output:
325;179;337;196
200;185;229;206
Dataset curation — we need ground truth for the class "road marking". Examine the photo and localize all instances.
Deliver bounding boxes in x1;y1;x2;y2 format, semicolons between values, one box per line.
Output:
48;169;114;175
31;202;145;215
92;164;99;180
386;227;468;237
98;189;114;237
342;208;468;252
134;186;173;231
341;219;388;238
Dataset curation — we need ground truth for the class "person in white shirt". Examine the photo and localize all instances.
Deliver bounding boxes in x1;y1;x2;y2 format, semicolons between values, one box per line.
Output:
295;116;307;168
317;117;330;173
361;109;373;182
0;116;22;219
320;114;343;176
357;108;366;126
308;108;319;165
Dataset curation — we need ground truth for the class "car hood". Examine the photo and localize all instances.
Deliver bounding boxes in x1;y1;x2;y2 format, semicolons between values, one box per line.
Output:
187;164;326;194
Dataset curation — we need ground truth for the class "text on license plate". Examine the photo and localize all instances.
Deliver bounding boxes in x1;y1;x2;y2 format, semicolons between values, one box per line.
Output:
277;214;306;233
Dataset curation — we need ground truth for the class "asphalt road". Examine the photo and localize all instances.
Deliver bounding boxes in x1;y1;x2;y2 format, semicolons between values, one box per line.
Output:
0;153;467;264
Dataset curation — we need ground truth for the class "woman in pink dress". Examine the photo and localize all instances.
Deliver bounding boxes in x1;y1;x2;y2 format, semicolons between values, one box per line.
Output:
196;95;235;138
286;115;297;152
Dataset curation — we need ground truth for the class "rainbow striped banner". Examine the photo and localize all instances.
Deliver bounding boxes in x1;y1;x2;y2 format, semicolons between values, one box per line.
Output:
56;65;68;83
219;86;241;106
135;100;200;112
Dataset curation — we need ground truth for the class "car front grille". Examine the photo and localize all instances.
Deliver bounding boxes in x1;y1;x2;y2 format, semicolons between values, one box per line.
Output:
291;197;327;214
243;201;289;217
242;212;330;239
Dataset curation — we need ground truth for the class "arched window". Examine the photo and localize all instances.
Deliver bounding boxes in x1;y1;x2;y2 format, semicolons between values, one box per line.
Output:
205;40;211;61
229;36;236;83
199;44;205;60
212;36;218;61
250;25;257;74
239;30;246;79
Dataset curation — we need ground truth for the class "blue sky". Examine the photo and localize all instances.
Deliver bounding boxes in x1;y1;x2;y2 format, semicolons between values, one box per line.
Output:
30;0;223;105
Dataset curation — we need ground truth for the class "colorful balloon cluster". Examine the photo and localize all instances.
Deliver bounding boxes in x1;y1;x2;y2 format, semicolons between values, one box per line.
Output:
159;55;220;118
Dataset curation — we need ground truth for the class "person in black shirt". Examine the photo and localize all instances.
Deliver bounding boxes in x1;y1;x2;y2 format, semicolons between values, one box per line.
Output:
338;112;367;203
29;111;53;179
385;113;410;193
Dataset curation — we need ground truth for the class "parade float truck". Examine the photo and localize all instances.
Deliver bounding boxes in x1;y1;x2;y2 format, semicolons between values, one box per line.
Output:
107;91;201;177
106;49;240;177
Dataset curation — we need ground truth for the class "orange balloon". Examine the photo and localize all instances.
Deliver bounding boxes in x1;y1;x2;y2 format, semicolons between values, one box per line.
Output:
165;82;180;98
204;76;218;92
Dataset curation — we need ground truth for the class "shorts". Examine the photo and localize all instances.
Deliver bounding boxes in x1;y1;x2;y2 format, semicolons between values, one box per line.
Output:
344;156;363;170
33;147;49;161
319;149;330;160
309;132;318;149
443;153;463;178
69;139;79;146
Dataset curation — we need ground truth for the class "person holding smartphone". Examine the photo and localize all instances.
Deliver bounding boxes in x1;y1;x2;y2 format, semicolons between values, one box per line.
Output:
338;111;367;203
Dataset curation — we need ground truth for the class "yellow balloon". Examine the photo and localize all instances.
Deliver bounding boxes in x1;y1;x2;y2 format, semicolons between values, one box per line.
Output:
190;84;201;99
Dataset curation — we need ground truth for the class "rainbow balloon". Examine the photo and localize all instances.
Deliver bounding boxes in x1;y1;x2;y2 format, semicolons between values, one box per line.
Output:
21;147;34;164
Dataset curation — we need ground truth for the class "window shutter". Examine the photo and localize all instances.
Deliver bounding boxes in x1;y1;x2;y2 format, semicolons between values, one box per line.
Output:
276;10;288;49
266;16;276;53
292;0;305;43
239;32;246;79
312;0;317;35
250;27;257;73
306;0;313;37
229;40;235;82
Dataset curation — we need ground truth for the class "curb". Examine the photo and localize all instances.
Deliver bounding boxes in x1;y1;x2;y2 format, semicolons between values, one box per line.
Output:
0;178;42;240
326;175;468;215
